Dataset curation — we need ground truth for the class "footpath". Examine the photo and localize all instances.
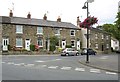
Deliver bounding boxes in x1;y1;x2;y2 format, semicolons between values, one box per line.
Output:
79;54;119;73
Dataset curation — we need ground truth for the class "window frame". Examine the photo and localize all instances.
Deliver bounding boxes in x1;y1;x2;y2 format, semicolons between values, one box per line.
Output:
37;27;43;35
106;44;109;49
37;38;43;47
16;38;23;47
16;25;23;34
70;30;75;36
71;40;75;47
54;28;60;35
95;43;98;49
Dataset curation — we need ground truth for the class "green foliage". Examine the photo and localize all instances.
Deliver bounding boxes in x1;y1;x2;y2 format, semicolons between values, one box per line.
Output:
49;36;59;51
66;45;72;48
50;45;56;52
97;12;120;43
30;44;35;51
8;45;11;51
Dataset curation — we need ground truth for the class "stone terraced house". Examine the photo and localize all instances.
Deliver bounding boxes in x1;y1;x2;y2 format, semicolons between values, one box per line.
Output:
0;12;82;53
0;11;111;54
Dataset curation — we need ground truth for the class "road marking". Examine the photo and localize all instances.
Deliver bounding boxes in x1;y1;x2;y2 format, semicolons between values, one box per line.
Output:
100;56;109;59
19;63;25;65
55;59;62;60
24;64;35;67
2;62;5;63
14;64;21;66
35;60;45;62
35;59;62;63
106;72;117;75
48;66;58;69
39;65;47;67
61;67;72;70
7;62;14;65
75;68;85;72
90;69;100;73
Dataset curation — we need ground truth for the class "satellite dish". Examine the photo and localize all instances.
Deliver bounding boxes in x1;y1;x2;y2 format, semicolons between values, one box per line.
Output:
87;0;94;3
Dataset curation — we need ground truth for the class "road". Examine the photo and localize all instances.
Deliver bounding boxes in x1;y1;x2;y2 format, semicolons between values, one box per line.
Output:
2;54;118;80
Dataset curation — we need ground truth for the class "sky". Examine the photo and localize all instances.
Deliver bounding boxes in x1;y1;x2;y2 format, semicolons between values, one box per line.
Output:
0;0;119;26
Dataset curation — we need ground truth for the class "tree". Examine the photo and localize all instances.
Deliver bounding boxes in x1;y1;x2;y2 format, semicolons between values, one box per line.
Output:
49;36;59;51
114;12;120;42
115;12;120;30
96;12;120;42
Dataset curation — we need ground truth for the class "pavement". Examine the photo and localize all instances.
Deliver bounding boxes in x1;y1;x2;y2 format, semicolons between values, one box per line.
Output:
79;54;119;73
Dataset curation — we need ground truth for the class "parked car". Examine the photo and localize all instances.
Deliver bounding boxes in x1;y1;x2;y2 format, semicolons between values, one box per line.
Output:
81;48;97;55
61;48;79;56
116;49;120;54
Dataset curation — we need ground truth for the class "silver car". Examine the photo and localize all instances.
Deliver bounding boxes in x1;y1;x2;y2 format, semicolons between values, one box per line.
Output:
61;48;79;56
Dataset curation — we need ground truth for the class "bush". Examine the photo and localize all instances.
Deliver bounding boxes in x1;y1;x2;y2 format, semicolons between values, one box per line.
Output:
66;45;72;48
8;45;11;51
30;44;35;51
50;45;56;52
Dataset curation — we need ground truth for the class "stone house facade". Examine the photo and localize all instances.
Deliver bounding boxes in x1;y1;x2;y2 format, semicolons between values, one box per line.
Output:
1;16;81;52
89;28;111;53
0;11;112;54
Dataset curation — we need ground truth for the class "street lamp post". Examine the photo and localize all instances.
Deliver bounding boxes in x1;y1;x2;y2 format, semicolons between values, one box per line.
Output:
82;0;94;63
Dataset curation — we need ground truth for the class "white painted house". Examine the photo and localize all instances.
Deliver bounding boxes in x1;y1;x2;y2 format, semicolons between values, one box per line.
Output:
118;1;120;12
111;37;119;51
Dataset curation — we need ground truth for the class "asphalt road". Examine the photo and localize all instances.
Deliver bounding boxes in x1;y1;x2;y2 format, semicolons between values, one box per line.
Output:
2;54;118;80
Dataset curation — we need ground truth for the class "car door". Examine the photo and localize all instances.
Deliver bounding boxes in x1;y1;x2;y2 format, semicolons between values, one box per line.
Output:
68;48;73;56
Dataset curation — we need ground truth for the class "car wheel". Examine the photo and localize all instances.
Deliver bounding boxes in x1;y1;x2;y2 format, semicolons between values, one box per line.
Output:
65;53;69;56
76;53;79;56
94;53;96;55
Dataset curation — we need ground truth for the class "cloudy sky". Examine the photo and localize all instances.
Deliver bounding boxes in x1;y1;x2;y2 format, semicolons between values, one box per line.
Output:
0;0;119;26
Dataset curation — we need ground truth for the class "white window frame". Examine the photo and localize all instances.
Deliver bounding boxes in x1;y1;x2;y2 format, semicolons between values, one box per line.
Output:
16;25;23;34
37;27;43;35
37;38;43;47
95;43;98;49
95;34;98;39
71;40;75;47
70;30;75;36
106;36;109;40
55;28;60;35
16;38;23;47
102;35;104;39
106;44;109;49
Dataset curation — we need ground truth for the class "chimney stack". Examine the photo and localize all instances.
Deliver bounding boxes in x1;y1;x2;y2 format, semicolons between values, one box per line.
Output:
27;12;31;19
77;16;81;27
43;14;47;20
9;10;13;17
57;16;61;22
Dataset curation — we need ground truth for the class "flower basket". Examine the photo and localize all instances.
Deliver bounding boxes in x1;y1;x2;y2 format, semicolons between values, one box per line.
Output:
80;16;98;28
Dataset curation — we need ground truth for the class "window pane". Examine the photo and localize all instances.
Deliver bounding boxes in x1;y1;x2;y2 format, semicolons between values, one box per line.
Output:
16;38;22;47
16;25;23;33
71;40;75;47
71;30;75;36
37;27;43;34
55;29;60;35
37;38;43;47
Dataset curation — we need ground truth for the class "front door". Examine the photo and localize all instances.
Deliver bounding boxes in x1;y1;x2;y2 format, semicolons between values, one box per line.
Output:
77;40;80;50
25;39;30;51
2;38;9;51
62;40;66;49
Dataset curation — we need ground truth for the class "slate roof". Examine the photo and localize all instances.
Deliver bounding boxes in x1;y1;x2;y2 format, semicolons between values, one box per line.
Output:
0;16;79;29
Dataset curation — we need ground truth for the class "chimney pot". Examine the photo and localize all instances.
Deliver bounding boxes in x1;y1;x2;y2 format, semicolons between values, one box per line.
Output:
57;16;61;22
43;14;47;20
77;16;81;27
27;12;31;19
9;10;13;17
